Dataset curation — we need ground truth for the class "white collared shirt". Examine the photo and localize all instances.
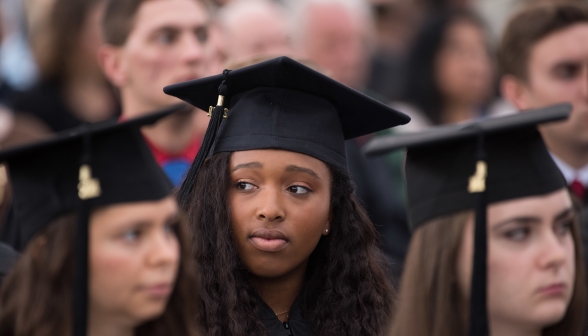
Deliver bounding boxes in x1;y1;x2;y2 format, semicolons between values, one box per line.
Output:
550;152;588;186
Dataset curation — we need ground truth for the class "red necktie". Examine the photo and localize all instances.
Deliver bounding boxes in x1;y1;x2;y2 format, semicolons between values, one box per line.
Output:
570;180;585;200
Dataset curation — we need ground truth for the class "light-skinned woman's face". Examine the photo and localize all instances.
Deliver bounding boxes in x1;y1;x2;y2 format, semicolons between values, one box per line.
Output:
457;188;575;330
435;19;493;108
89;196;180;327
229;149;331;279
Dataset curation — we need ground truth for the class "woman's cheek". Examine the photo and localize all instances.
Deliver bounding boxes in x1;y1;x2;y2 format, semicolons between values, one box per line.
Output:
91;245;139;300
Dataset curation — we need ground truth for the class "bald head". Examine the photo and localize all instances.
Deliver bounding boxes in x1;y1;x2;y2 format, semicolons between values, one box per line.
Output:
289;0;374;89
218;0;292;65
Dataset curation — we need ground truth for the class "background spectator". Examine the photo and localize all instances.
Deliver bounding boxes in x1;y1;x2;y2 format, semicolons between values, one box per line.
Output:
9;0;118;133
499;0;588;205
394;9;494;130
99;0;211;186
289;0;375;91
216;0;292;67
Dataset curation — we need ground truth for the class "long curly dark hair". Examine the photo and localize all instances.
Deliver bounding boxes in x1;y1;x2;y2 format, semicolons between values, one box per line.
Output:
183;151;394;336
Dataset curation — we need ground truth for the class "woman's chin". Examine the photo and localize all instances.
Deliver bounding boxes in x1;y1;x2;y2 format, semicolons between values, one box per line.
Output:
249;265;293;279
129;302;169;325
530;301;569;327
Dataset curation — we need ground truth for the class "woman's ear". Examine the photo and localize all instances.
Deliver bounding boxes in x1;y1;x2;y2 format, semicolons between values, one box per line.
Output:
323;219;331;236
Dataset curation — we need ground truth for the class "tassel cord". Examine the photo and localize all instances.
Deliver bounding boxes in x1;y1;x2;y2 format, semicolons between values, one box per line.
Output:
468;132;489;336
73;128;92;336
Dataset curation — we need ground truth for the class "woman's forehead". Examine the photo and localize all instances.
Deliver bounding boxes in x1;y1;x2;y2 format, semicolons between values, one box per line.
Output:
231;149;325;166
487;188;572;224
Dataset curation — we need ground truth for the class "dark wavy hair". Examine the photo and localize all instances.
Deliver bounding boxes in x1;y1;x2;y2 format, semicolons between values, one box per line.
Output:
183;152;394;336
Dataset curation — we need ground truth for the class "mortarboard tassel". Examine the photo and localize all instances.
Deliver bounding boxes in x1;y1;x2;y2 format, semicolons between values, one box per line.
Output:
468;132;489;336
177;69;231;211
74;129;101;336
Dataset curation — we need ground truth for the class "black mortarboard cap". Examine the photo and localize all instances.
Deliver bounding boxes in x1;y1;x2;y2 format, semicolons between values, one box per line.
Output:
0;104;182;336
363;103;571;336
163;56;410;208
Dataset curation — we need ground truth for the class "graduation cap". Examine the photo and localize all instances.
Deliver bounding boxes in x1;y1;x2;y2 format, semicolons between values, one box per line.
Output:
0;104;182;336
163;56;410;208
363;103;571;336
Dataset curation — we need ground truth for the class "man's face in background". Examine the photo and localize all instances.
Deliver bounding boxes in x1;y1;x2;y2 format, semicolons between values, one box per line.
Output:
504;23;588;158
102;0;209;117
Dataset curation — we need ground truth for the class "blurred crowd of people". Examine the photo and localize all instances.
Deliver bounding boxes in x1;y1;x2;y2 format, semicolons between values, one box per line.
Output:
0;0;507;140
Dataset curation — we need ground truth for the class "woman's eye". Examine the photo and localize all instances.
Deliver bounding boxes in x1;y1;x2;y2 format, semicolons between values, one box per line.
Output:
122;229;141;242
555;220;573;236
236;182;256;191
164;223;177;235
504;227;530;241
287;185;310;195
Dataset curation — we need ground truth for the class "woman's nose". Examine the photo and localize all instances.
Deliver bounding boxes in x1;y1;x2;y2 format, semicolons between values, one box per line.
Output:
148;229;179;268
537;231;569;270
256;188;286;222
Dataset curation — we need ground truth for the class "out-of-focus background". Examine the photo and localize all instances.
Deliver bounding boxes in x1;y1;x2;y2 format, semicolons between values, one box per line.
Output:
0;0;529;144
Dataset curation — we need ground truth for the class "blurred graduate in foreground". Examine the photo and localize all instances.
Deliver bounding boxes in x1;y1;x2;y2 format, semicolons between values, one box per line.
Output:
0;109;200;336
364;104;586;336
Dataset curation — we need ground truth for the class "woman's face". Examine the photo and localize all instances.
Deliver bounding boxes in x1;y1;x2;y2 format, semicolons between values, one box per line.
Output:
457;188;575;330
89;196;180;327
435;19;493;108
229;150;331;279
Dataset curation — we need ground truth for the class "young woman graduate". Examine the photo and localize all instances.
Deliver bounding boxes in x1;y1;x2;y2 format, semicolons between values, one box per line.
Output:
364;104;586;336
164;56;410;336
0;107;201;336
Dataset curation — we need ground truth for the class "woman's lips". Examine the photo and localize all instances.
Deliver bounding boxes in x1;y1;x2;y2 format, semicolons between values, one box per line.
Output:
140;283;173;299
537;283;567;296
249;229;289;252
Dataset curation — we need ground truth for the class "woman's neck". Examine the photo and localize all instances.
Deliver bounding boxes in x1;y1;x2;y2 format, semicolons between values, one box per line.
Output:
250;261;307;323
441;100;478;124
489;320;542;336
87;313;134;336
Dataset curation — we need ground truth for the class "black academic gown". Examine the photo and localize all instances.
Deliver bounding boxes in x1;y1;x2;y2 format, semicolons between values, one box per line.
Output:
259;298;312;336
0;242;18;282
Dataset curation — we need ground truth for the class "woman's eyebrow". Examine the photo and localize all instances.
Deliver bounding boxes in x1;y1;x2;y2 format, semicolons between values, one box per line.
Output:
231;161;263;172
492;207;576;230
118;221;151;232
285;165;320;180
493;216;541;230
165;212;181;224
553;207;574;222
